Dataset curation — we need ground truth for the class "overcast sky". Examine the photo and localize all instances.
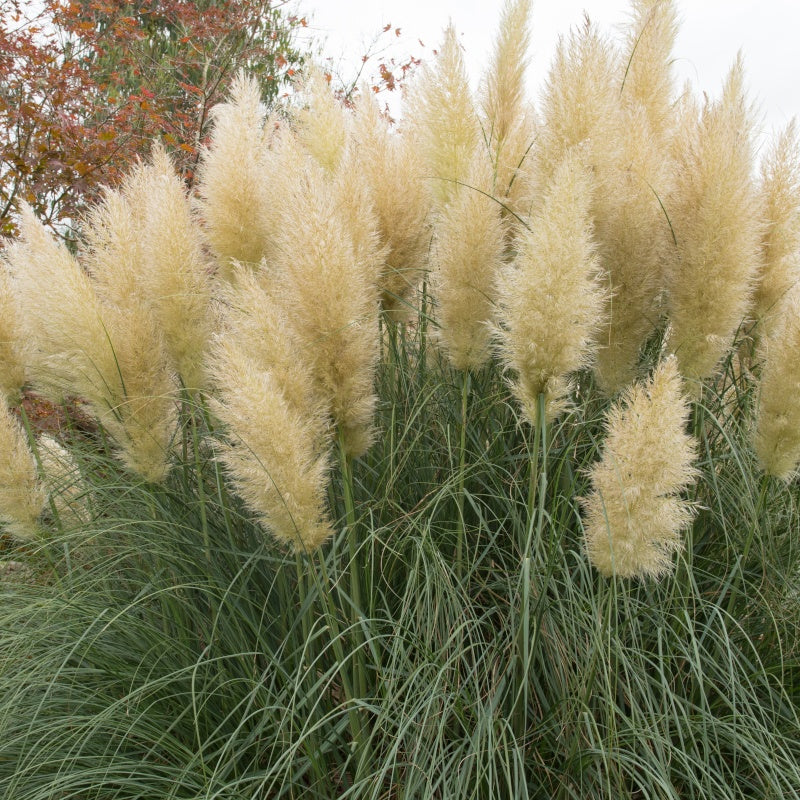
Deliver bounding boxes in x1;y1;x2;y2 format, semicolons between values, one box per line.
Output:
296;0;799;143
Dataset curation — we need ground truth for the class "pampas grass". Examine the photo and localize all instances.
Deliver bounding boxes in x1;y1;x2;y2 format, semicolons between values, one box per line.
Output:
406;23;481;208
666;58;763;387
535;18;621;187
38;434;91;529
582;355;698;578
0;400;46;540
496;151;604;423
295;68;348;174
3;7;800;798
753;120;800;330
429;157;506;372
271;157;380;458
479;0;536;209
591;103;672;394
195;72;278;272
351;92;432;319
753;287;800;479
620;0;678;137
126;147;213;390
209;339;333;551
0;266;26;402
8;206;177;483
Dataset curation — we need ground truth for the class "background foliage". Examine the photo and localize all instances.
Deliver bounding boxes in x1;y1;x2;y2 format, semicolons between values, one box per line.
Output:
0;0;306;238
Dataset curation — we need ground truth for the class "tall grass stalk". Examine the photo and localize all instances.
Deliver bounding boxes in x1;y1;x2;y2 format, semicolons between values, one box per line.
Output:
455;369;471;578
513;392;548;738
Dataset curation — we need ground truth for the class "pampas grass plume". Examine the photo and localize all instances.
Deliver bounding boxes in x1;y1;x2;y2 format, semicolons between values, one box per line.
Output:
480;0;531;151
752;121;800;329
406;23;481;208
351;92;432;319
9;205;176;483
209;343;333;551
196;72;277;271
130;146;213;390
82;185;143;307
329;146;386;286
273;160;380;458
666;57;762;387
588;0;678;394
591;103;672;394
496;151;604;423
295;69;347;174
8;204;126;408
0;400;46;540
620;0;678;136
99;305;178;483
0;265;26;402
430;157;506;372
479;0;536;208
535;19;621;188
753;288;800;479
38;434;91;528
582;356;698;579
216;267;324;425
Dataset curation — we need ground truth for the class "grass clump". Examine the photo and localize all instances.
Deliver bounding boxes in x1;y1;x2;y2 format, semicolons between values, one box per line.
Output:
2;0;800;797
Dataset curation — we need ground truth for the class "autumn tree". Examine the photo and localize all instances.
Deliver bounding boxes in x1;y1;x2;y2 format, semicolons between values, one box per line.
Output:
0;0;307;239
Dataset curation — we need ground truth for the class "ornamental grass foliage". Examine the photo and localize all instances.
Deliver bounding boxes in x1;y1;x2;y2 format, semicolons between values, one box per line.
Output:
3;0;800;796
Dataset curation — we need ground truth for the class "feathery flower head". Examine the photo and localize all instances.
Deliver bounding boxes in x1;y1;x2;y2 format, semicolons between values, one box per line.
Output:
215;266;326;426
535;18;621;188
405;23;481;208
620;0;678;137
8;204;125;408
496;150;604;423
479;0;537;211
591;102;673;395
666;57;762;388
38;434;91;529
196;71;278;272
480;0;532;151
753;287;800;480
0;400;46;541
351;91;432;320
82;184;143;308
209;342;333;552
9;205;177;483
128;145;213;390
0;265;27;403
582;356;698;579
430;155;506;372
98;303;178;484
272;157;380;458
752;120;800;330
294;68;348;174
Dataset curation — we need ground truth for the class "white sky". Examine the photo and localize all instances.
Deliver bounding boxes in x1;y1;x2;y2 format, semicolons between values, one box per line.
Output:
295;0;800;144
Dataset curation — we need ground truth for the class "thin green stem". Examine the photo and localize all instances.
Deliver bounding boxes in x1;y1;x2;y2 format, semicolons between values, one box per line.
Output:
386;316;399;393
338;429;367;701
514;393;548;738
455;369;470;579
188;401;211;565
294;553;328;788
726;474;770;618
314;548;368;779
534;393;549;555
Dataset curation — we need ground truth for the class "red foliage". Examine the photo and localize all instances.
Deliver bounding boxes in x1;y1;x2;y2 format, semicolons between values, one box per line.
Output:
0;0;305;239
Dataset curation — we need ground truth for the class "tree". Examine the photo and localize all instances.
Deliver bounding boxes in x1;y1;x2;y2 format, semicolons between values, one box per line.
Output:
0;0;307;239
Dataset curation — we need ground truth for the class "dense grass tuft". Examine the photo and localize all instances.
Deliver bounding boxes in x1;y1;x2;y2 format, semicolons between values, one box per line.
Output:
2;319;800;799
